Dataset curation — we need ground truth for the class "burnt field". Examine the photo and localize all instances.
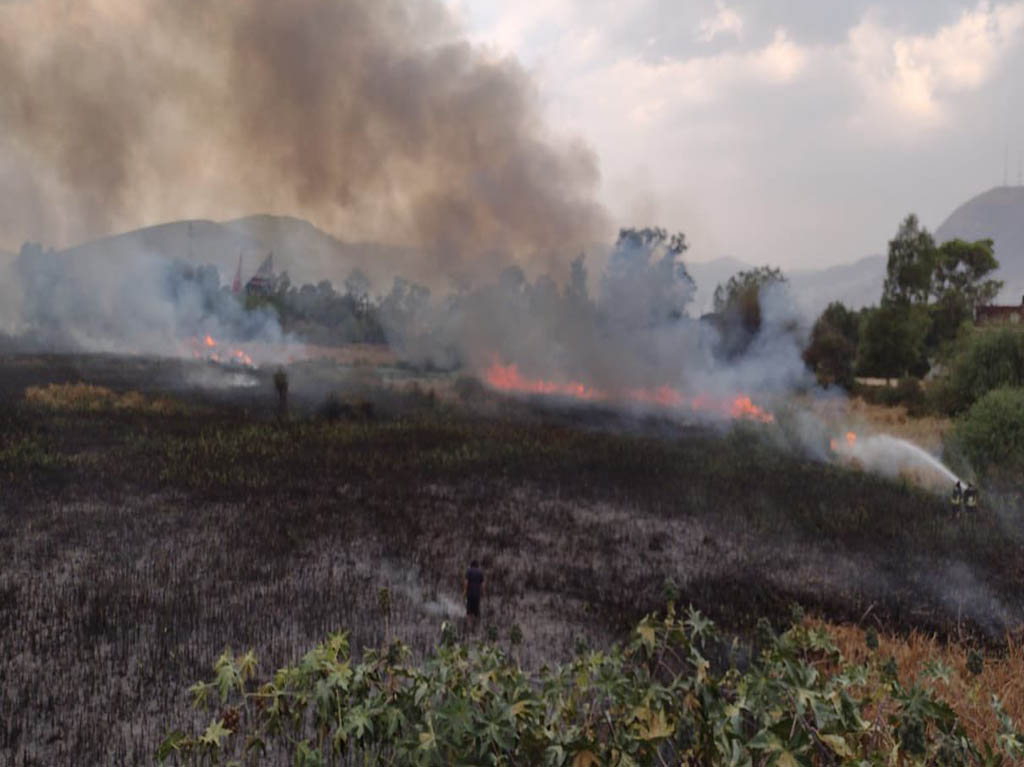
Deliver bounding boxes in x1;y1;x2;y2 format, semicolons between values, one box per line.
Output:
1;352;1023;764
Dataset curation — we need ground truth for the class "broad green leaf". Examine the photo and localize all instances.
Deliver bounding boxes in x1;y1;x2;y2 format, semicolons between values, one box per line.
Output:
636;622;656;652
820;734;854;758
199;717;232;748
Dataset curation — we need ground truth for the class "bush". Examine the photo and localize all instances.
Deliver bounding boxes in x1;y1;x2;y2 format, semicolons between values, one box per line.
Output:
951;387;1024;478
158;608;1024;766
937;329;1024;414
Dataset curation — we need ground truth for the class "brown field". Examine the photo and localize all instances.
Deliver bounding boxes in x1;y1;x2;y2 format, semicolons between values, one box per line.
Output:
819;618;1024;747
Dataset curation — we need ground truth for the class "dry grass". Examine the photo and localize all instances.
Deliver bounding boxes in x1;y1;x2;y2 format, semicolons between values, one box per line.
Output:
24;382;183;414
815;618;1024;746
802;394;952;453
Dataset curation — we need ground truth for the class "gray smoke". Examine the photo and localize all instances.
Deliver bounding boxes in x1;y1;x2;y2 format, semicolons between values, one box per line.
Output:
7;243;286;357
0;0;607;278
388;238;814;407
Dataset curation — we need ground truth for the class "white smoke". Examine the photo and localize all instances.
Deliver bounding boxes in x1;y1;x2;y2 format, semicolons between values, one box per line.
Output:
3;243;288;357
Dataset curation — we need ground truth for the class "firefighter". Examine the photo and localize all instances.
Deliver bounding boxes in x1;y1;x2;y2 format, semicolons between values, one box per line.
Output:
464;560;484;631
951;481;963;514
964;482;979;513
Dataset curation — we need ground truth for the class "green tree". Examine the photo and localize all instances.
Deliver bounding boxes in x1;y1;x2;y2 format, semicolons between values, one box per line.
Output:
803;301;860;388
935;328;1024;414
928;238;1002;346
602;227;694;328
856;302;930;379
712;265;787;335
951;386;1024;478
882;214;937;306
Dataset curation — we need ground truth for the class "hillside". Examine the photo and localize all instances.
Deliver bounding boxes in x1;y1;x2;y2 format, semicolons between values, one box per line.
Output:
935;185;1024;305
27;189;1024;324
689;254;885;317
51;216;415;292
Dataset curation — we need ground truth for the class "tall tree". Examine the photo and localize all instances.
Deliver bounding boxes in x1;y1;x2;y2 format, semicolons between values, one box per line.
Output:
803;301;860;388
882;214;936;307
928;238;1002;345
712;265;787;334
856;302;931;380
601;227;694;329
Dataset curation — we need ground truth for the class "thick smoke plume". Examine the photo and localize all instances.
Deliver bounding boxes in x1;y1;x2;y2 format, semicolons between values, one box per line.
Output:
0;0;607;278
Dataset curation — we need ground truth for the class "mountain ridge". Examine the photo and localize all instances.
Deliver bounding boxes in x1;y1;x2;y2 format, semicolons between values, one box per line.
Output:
18;183;1024;322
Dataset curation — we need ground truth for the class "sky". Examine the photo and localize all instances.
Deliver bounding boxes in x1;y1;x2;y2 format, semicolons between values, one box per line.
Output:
447;0;1024;269
1;0;1023;275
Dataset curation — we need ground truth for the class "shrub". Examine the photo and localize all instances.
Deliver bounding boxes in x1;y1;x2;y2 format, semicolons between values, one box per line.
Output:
158;608;1024;766
937;328;1024;414
951;386;1024;478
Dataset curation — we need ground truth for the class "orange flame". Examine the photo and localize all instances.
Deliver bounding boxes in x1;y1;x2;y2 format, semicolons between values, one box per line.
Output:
187;335;255;368
483;360;773;423
830;431;858;453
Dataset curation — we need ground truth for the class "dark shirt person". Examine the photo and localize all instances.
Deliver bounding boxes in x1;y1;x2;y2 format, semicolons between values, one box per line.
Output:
464;561;484;624
964;483;978;512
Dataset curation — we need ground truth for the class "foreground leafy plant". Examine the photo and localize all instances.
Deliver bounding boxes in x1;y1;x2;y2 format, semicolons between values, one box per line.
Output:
158;605;1024;766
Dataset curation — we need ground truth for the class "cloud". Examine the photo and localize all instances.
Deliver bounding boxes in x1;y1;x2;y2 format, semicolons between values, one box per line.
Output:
696;1;744;43
847;2;1024;127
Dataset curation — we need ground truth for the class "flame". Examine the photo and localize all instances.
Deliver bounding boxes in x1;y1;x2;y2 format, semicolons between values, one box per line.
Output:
231;349;254;367
186;335;255;369
830;431;859;453
483;360;773;423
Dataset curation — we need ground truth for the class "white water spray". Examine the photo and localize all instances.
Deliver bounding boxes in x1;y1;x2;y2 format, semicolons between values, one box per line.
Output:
838;434;962;490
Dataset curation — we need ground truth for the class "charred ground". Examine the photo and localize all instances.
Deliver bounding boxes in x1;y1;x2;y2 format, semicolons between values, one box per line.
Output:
1;352;1022;764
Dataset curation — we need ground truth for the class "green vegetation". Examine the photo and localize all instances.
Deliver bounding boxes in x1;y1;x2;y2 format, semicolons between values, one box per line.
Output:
934;329;1024;415
802;301;860;389
712;265;788;337
806;214;1003;387
951;387;1024;479
160;606;1024;766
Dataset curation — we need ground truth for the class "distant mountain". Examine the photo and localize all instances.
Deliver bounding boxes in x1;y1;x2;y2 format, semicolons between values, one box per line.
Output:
688;254;885;319
935;185;1024;305
788;255;885;317
222;215;417;289
38;216;886;321
48;216;413;291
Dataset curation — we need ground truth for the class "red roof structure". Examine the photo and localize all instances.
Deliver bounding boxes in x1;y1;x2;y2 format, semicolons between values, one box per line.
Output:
975;296;1024;325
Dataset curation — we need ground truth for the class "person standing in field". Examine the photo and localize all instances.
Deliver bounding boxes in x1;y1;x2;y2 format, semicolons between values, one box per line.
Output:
951;481;963;514
964;483;979;513
464;560;484;629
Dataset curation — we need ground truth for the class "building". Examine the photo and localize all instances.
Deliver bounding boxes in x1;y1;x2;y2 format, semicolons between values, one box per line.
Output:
975;296;1024;326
